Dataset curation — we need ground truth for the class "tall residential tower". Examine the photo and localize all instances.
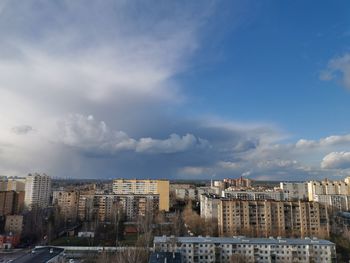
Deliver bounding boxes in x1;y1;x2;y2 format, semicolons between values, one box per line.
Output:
24;173;51;210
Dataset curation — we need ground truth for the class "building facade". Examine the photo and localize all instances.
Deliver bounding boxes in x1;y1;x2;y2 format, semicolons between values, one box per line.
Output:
0;191;24;216
280;182;309;200
217;199;329;238
307;179;350;201
5;215;23;235
154;236;336;263
78;193;160;222
53;190;80;222
112;179;169;211
24;173;51;210
222;190;285;201
200;194;221;221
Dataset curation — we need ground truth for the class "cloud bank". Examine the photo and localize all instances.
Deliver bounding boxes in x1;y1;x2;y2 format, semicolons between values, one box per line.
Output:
0;0;349;180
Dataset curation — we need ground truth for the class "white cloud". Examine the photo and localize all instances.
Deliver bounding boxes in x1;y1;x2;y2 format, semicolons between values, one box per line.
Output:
296;134;350;149
321;152;350;169
320;53;350;89
58;114;206;155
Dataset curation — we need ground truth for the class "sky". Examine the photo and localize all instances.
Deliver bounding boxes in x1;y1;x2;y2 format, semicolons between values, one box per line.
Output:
1;0;350;180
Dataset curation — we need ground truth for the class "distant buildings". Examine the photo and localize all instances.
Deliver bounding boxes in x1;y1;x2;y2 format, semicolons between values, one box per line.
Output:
171;184;197;201
113;179;169;211
154;236;336;263
24;173;51;210
223;177;252;188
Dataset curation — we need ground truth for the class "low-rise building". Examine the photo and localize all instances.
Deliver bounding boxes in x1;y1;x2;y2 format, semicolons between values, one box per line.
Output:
153;236;336;263
0;234;20;249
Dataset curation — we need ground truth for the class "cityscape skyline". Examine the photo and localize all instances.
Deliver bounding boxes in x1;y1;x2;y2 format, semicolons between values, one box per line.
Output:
1;1;350;180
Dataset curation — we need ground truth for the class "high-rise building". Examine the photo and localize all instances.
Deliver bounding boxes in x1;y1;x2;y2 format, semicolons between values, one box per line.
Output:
24;173;51;210
112;179;169;211
154;236;336;263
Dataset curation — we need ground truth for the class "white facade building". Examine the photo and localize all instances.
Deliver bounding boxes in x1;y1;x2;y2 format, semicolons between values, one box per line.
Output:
200;194;221;220
280;182;309;200
154;236;336;263
308;180;350;201
24;173;51;210
314;194;350;211
222;190;285;201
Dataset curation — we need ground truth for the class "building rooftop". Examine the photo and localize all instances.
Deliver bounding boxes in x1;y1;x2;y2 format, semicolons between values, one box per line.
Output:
154;236;335;246
149;252;182;263
12;247;64;263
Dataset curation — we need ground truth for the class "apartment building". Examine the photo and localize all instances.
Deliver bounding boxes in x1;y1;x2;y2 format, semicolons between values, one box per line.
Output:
314;194;350;211
53;190;80;222
24;173;51;210
6;177;26;192
0;191;24;216
222;190;285;201
223;177;252;188
78;194;160;222
113;179;169;211
154;236;336;263
4;215;23;235
217;199;329;238
308;179;350;201
280;182;309;200
171;184;197;200
200;194;221;220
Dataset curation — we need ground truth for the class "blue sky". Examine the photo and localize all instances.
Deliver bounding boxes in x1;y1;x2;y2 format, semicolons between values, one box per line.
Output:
178;1;350;139
1;0;350;180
